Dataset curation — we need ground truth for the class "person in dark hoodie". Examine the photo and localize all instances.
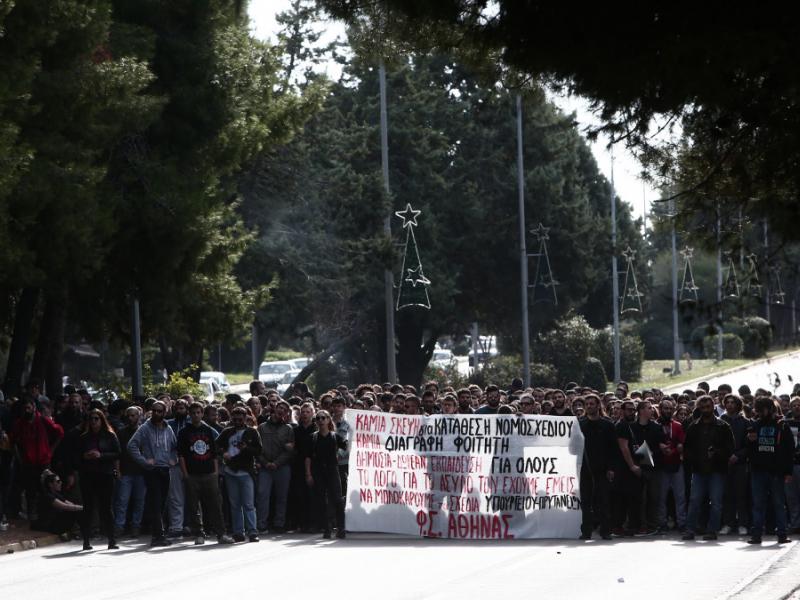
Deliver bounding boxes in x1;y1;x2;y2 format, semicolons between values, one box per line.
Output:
305;409;347;539
578;394;617;540
127;399;178;547
682;395;734;541
75;408;120;550
217;406;262;542
746;396;795;545
720;394;752;536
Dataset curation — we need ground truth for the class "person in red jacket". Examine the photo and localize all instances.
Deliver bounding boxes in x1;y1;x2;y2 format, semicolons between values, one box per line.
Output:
10;396;64;521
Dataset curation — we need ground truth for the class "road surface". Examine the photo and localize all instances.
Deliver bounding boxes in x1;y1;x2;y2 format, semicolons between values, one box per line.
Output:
666;350;800;396
3;532;799;600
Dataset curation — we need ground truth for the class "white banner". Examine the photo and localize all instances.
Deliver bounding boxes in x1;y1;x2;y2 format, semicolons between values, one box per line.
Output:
345;410;585;539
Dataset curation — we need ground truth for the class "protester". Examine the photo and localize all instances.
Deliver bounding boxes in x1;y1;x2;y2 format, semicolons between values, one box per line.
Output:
114;405;146;538
720;394;751;535
177;402;233;545
746;396;794;544
33;470;83;540
306;409;346;539
578;394;616;540
166;397;189;537
75;409;120;550
218;406;261;542
256;400;294;534
682;396;735;541
127;399;178;547
656;399;686;532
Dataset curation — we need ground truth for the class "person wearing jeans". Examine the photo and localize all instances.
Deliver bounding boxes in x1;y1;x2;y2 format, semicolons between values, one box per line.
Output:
256;400;294;533
126;400;178;547
114;406;146;536
721;395;752;535
682;395;735;541
782;398;800;532
746;397;795;544
217;406;261;542
656;399;686;532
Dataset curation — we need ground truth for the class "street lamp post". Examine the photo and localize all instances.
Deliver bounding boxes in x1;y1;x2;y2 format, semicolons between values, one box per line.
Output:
516;94;531;387
379;61;397;384
610;153;621;384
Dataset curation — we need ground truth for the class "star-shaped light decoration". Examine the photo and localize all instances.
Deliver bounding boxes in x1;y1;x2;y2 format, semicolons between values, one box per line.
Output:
625;287;644;301
404;266;430;288
394;203;421;229
531;222;550;242
680;246;694;261
621;246;637;262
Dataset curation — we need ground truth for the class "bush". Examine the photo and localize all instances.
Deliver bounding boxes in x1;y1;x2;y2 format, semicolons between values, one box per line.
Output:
744;316;772;355
531;363;559;388
703;333;744;360
142;365;208;402
582;357;607;392
593;327;645;382
537;314;597;385
470;355;523;388
639;319;674;360
690;323;718;356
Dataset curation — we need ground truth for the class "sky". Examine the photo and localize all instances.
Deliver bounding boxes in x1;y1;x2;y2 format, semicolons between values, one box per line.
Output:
247;0;657;227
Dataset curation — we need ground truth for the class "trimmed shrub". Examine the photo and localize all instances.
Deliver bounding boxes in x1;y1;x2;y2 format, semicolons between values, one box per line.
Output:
531;363;559;388
537;314;597;385
471;355;523;388
593;327;645;382
703;333;744;360
582;357;607;392
744;316;772;355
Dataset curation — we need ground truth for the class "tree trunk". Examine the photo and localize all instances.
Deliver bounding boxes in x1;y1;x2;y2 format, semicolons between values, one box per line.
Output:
4;287;40;396
395;309;438;387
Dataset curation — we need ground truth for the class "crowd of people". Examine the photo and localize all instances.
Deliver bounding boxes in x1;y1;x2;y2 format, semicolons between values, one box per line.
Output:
0;375;798;548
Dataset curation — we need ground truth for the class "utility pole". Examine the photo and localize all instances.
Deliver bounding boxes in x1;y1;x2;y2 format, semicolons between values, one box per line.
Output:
610;153;621;384
670;200;681;375
379;61;397;384
131;297;143;399
716;208;724;361
471;322;480;374
516;95;531;387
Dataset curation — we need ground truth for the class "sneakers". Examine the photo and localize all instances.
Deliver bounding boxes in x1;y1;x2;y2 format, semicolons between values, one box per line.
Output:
719;525;732;535
107;541;119;550
166;530;183;539
611;527;626;537
778;534;791;544
232;533;245;542
194;536;205;545
738;526;748;536
0;519;8;532
579;533;592;540
681;532;695;541
217;534;234;544
335;529;346;539
248;534;260;543
702;532;718;541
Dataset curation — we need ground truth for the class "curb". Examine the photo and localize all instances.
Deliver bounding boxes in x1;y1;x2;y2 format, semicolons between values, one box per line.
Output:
1;533;61;555
663;349;800;394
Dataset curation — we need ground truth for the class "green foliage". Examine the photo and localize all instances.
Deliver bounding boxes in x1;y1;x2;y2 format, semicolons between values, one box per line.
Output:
593;327;645;383
470;355;523;389
703;334;744;360
744;316;772;356
531;363;560;388
537;314;596;385
582;357;607;392
133;364;207;401
264;349;304;362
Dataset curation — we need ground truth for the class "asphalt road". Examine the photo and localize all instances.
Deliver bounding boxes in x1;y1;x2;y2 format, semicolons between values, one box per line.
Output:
666;350;800;396
3;532;799;600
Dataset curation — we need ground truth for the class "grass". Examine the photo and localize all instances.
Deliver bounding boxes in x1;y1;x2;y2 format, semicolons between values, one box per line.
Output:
627;345;800;391
226;372;254;385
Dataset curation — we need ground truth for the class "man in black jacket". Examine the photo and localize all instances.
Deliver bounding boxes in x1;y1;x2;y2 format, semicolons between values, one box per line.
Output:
217;406;262;542
682;395;735;541
578;394;616;540
720;394;751;536
746;397;795;544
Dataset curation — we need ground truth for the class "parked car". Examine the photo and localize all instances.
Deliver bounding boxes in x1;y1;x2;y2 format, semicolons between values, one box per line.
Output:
277;369;301;396
200;371;230;392
258;360;295;387
201;379;223;403
289;357;311;371
431;348;455;369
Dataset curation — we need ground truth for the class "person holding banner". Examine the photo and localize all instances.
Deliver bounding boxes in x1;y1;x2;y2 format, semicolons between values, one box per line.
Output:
305;410;347;539
579;394;616;540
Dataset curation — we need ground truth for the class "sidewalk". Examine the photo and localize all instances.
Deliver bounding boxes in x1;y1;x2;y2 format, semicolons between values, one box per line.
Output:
0;519;61;555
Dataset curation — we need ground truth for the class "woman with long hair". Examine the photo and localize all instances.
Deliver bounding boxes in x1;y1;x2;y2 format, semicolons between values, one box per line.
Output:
77;408;120;550
305;409;347;539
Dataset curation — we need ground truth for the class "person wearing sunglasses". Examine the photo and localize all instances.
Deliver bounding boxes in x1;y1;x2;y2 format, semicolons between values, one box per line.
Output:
304;410;347;539
34;469;83;540
127;399;178;547
76;408;120;550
